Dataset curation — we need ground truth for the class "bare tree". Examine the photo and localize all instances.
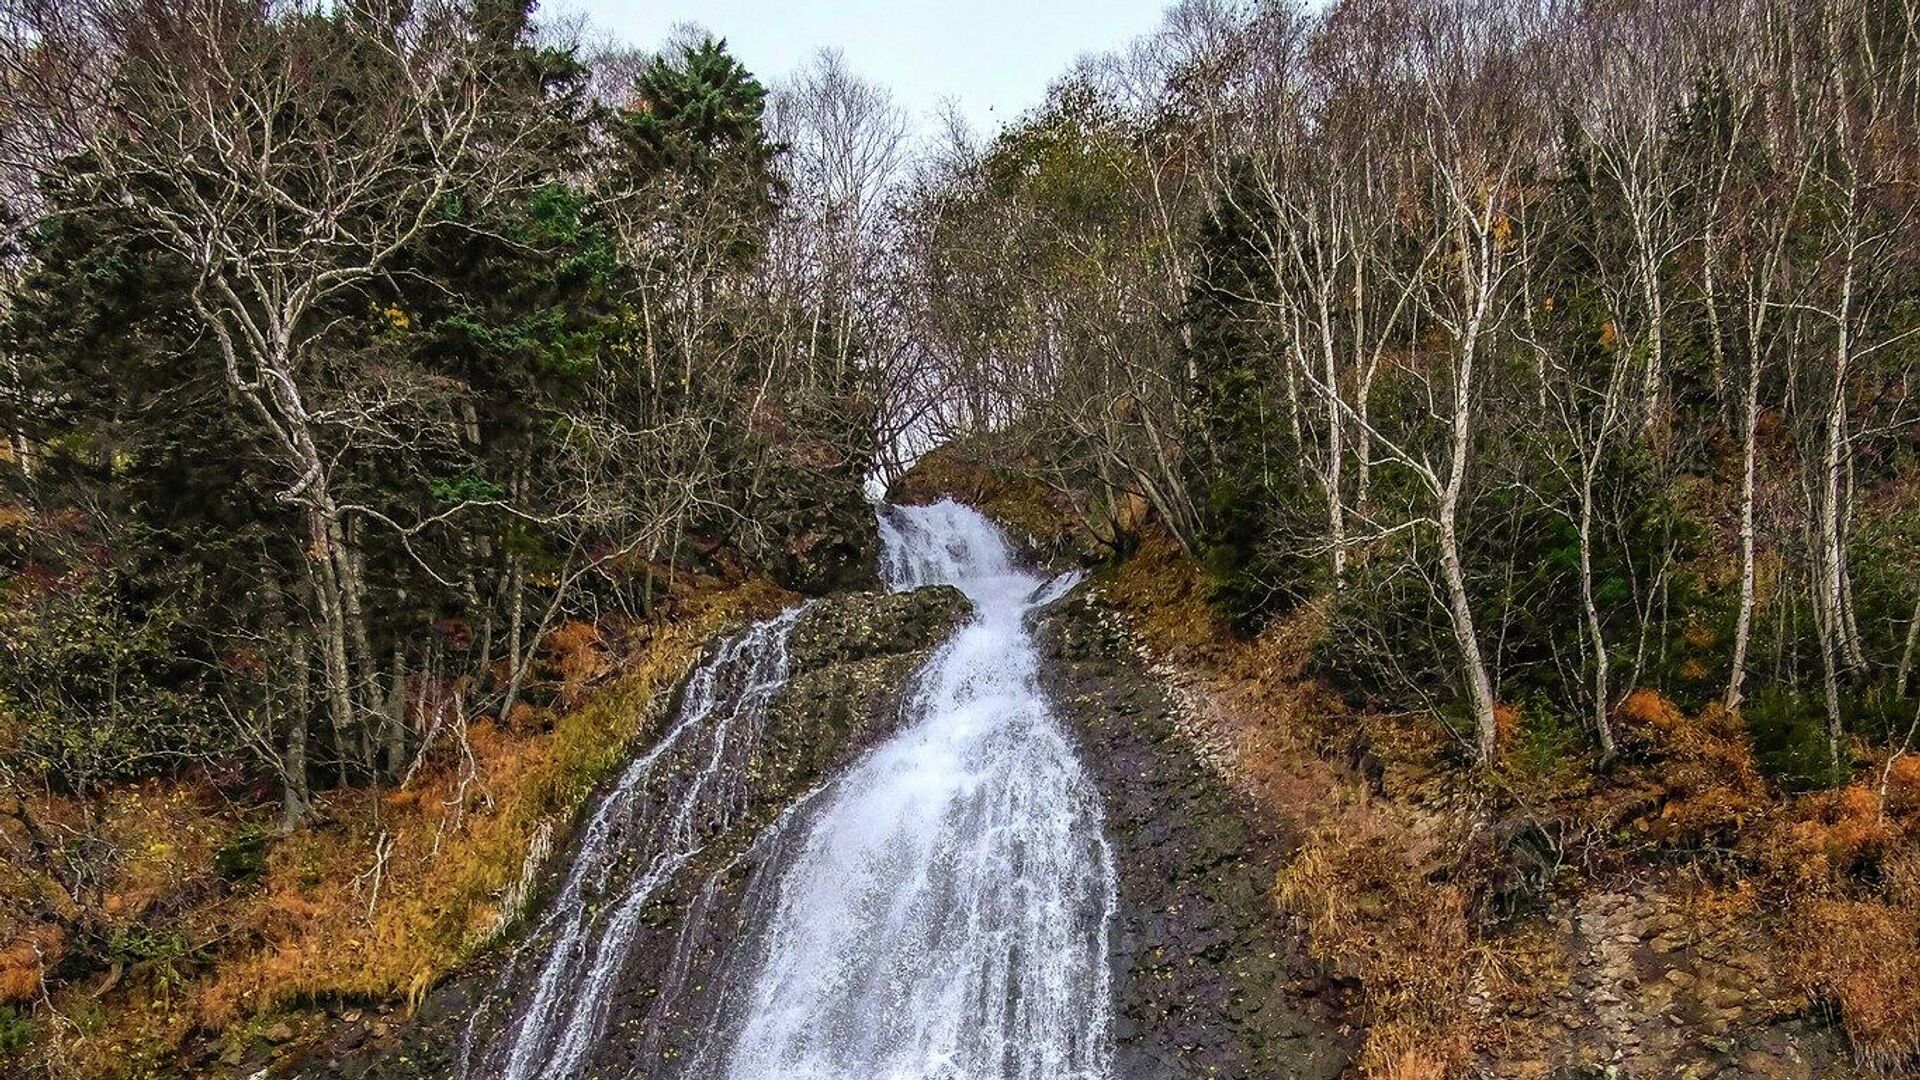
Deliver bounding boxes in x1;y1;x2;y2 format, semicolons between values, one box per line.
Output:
69;0;540;774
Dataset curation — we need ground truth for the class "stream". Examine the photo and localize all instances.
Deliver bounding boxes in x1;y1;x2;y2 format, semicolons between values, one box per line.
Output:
466;500;1116;1080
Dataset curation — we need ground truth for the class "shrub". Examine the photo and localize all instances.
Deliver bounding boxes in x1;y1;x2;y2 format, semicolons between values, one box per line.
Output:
1742;688;1841;791
188;580;779;1029
0;570;221;792
0;1005;32;1057
1501;692;1586;784
104;927;195;1001
1315;543;1459;715
1616;690;1767;847
1786;897;1920;1072
1756;785;1900;893
213;823;274;889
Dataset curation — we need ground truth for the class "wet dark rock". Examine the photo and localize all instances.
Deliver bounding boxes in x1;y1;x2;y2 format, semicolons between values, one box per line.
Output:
1035;591;1357;1080
787;585;969;669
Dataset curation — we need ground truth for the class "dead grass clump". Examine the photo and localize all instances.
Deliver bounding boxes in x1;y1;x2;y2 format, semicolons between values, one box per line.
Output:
1884;848;1920;908
1615;690;1766;847
0;923;61;1003
1786;897;1920;1072
1278;807;1479;1077
544;619;610;703
1884;755;1920;822
1099;528;1227;663
1756;785;1900;894
1361;1021;1472;1080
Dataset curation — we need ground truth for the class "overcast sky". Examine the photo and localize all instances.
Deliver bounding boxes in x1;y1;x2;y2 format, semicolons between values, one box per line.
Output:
555;0;1174;139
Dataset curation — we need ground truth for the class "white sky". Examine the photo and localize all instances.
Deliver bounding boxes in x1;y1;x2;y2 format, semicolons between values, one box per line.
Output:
553;0;1176;139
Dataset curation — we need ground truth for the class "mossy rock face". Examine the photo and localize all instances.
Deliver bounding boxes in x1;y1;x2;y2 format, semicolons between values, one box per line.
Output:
1035;591;1356;1080
758;588;967;797
891;439;1110;568
748;463;882;595
787;585;970;670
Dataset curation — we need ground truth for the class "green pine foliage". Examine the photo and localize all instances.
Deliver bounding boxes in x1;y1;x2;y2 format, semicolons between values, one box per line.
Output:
1182;163;1325;632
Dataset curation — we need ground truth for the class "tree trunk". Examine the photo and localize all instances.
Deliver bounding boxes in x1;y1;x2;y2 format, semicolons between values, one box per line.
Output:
506;553;525;704
1638;238;1666;434
384;647;408;778
1441;508;1499;763
331;511;375;768
1821;206;1861;678
1897;592;1920;700
1578;468;1617;759
1444;311;1497;763
1819;591;1846;781
1726;357;1760;712
284;631;311;829
1319;302;1346;584
306;509;358;781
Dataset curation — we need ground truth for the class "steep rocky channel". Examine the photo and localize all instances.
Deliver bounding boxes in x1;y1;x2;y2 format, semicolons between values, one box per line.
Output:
294;584;967;1079
1035;589;1356;1080
293;502;1360;1080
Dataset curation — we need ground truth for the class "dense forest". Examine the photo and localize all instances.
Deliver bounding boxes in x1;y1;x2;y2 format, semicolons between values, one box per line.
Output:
0;0;907;809
906;0;1920;777
1;0;1918;1076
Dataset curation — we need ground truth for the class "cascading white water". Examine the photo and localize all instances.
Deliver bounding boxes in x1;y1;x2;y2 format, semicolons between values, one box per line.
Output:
464;605;807;1080
711;499;1117;1080
463;501;1116;1080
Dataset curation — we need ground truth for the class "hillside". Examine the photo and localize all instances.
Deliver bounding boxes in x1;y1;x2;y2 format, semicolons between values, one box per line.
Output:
2;0;1918;1077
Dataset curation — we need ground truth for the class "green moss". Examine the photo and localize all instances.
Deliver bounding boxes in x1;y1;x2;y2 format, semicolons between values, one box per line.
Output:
213;822;275;888
0;1005;33;1057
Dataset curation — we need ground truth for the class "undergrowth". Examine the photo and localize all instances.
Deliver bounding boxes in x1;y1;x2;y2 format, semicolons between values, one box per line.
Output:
1081;513;1920;1075
0;576;786;1078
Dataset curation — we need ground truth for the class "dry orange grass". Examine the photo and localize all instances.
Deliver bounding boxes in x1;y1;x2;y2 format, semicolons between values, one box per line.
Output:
192;578;785;1028
1761;785;1900;893
0;780;245;1075
1278;803;1485;1078
0;781;232;989
1757;757;1920;1072
1616;690;1767;846
1095;529;1225;662
544;619;611;703
1363;1024;1473;1080
1787;897;1920;1073
0;924;62;1004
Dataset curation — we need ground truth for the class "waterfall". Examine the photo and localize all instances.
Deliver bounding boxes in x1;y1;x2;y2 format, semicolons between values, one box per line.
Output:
463;604;807;1080
702;499;1117;1080
465;499;1116;1080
